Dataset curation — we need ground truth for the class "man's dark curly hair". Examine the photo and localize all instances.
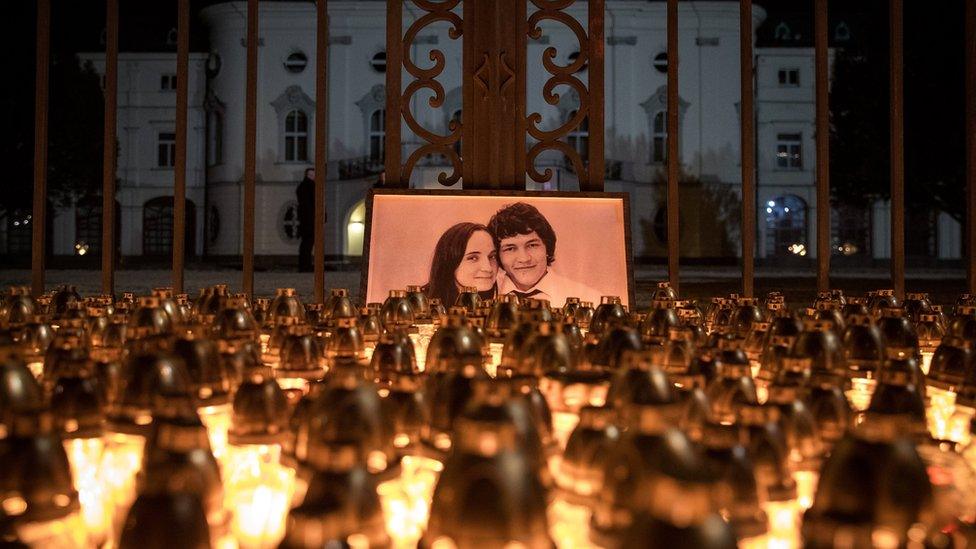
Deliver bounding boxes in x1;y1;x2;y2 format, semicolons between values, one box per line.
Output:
487;202;556;265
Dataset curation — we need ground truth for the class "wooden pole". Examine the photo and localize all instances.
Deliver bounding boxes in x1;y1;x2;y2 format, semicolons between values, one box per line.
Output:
966;0;976;293
815;0;830;291
586;0;605;192
173;0;190;294
31;0;51;297
101;0;118;296
384;0;402;186
314;0;329;303
889;0;905;299
739;0;755;297
666;0;680;295
243;0;258;297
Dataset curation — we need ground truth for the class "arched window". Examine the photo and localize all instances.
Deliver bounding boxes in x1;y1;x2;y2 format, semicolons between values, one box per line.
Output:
369;109;385;164
75;197;102;256
765;195;807;257
285;110;308;162
567;111;589;159
831;204;870;257
143;197;196;256
652;111;667;163
346;199;366;256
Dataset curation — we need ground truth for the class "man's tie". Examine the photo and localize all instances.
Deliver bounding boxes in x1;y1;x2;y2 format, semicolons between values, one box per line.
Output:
510;289;542;301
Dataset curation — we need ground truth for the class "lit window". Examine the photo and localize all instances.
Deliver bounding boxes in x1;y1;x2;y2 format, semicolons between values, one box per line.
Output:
776;133;802;170
765;195;807;257
371;51;387;73
369;109;385;164
157;132;176;168
777;68;800;87
284;110;308;162
652;111;668;163
284;51;308;73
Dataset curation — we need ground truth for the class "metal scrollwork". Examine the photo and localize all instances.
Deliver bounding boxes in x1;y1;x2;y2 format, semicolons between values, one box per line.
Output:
526;0;591;185
399;0;463;186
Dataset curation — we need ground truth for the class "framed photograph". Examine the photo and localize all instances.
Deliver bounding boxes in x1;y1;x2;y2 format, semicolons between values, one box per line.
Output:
362;189;634;309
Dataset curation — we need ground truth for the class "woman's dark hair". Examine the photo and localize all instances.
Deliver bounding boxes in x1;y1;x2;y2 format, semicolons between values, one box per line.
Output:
487;202;556;265
425;222;494;306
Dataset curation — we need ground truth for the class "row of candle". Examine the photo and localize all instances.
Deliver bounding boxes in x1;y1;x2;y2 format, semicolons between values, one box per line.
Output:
0;283;974;548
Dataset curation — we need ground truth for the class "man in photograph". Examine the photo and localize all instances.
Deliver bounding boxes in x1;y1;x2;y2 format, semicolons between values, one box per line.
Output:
487;202;599;306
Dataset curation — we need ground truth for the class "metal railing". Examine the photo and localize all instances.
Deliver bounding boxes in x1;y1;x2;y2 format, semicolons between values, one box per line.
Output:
25;0;976;302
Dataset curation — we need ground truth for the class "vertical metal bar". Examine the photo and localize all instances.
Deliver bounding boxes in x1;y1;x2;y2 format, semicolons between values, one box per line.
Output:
586;0;605;192
739;0;755;297
815;0;829;292
31;0;51;298
889;0;905;299
666;0;680;295
385;0;402;186
243;0;258;297
173;0;189;294
966;0;976;294
314;0;329;303
102;0;118;296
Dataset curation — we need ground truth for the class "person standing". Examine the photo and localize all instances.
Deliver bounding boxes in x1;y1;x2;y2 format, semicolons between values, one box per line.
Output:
296;167;317;272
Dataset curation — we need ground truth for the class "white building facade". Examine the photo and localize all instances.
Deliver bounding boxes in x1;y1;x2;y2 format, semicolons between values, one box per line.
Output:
54;0;959;263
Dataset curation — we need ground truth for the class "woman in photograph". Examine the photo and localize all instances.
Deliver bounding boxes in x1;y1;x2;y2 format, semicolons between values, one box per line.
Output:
424;222;498;306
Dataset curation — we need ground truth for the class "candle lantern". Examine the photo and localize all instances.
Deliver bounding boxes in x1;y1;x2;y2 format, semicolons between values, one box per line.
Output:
948;304;976;340
903;292;933;323
215;297;259;345
916;313;945;375
640;299;678;347
422;314;486;455
866;349;928;439
0;356;44;435
18;314;54;377
588;324;642;372
841;314;884;412
700;421;768;541
225;370;295;548
867;289;900;319
325;317;366;366
607;349;674;412
588;296;627;338
118;493;214;549
731;297;765;340
737;405;798;505
0;286;36;327
423;398;553;548
802;415;932;548
268;288;306;326
0;411;88;548
275;324;327;405
51;374;111;544
813;300;847;335
281;443;389;548
486;295;519;376
358;306;382;364
173;334;235;462
102;342;190;529
705;338;758;425
151;287;185;329
139;399;230;542
51;285;82;321
127;296;173;337
793;319;846;382
926;335;971;440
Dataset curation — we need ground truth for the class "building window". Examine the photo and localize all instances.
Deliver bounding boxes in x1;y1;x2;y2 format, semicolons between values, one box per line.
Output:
284;110;308;162
653;52;668;73
778;68;800;87
566;111;589;163
371;51;387;73
832;204;870;257
160;74;177;91
776;133;802;170
75;198;102;256
369;109;385;164
208;112;223;166
765;195;807;257
284;51;308;73
143;197;195;256
652;111;669;163
346;200;366;256
157;132;176;168
279;201;300;243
